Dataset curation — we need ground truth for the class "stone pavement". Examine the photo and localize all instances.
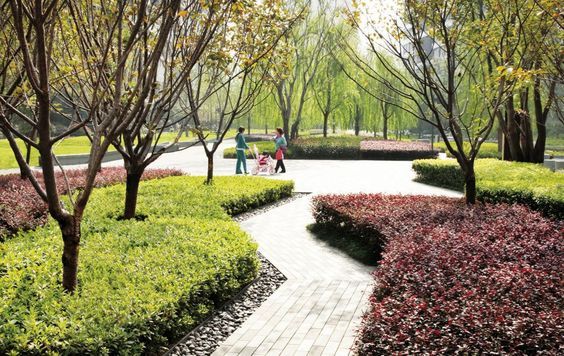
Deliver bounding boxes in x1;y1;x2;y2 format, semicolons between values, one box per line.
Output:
212;196;373;356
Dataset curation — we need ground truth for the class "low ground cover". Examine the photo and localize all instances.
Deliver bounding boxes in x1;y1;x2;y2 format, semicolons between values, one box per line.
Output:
312;194;563;354
224;136;437;160
0;176;293;354
0;167;182;240
412;158;564;219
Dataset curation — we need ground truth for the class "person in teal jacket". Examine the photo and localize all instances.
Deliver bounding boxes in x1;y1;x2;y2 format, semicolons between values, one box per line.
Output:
235;126;250;174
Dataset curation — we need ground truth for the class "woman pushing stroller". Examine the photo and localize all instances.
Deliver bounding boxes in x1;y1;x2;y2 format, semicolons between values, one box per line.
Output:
274;127;287;173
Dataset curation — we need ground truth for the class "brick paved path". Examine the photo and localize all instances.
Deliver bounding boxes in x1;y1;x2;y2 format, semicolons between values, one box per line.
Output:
213;197;374;356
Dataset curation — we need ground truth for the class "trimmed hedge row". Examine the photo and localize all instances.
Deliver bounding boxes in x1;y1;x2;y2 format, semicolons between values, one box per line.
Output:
312;194;563;354
290;136;362;159
224;136;438;160
435;141;501;159
223;141;280;159
412;159;564;219
0;176;294;354
0;168;183;240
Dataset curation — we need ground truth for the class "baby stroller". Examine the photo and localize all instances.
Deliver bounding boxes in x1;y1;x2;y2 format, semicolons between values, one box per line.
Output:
250;144;275;175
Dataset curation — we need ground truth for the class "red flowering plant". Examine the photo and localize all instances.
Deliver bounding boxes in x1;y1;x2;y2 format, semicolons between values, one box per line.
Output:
312;194;563;353
0;167;182;239
360;140;438;160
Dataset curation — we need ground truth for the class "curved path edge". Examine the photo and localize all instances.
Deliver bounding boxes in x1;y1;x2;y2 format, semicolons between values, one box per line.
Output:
213;196;375;356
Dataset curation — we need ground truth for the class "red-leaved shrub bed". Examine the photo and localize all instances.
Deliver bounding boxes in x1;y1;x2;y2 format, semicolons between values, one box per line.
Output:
312;194;563;354
360;140;438;160
0;167;182;240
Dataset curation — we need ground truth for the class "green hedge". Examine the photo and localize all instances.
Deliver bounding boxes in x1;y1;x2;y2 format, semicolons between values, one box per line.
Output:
290;136;362;159
224;136;441;160
412;159;564;219
435;142;501;159
224;136;364;160
0;176;293;354
223;141;280;159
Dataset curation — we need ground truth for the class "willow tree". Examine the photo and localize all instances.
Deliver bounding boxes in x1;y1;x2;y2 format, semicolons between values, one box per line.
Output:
312;22;352;137
0;0;183;292
344;0;511;203
271;0;334;140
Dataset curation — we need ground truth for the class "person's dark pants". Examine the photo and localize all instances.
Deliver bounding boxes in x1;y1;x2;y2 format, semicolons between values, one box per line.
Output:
275;160;286;173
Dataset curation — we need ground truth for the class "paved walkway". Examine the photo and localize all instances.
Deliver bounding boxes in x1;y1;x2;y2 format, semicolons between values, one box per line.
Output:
213;197;373;356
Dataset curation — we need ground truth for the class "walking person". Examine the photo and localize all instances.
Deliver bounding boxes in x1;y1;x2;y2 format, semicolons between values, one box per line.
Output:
235;126;249;174
274;127;287;173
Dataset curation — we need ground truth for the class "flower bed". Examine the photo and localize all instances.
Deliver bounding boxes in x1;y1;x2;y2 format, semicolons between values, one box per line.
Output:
0;176;294;354
412;159;564;219
360;140;438;160
312;194;563;354
0;167;183;240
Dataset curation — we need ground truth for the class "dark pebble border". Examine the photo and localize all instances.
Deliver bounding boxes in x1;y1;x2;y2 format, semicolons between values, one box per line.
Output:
163;193;309;356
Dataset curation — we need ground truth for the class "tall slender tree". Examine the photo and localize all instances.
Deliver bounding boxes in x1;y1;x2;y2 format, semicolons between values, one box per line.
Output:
344;0;511;203
0;0;183;292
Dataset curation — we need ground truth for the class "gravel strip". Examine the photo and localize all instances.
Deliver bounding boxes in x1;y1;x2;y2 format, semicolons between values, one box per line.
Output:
165;253;285;356
164;194;308;356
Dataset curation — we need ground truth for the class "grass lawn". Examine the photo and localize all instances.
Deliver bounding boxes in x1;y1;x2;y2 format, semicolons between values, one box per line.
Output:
0;132;205;170
412;158;564;219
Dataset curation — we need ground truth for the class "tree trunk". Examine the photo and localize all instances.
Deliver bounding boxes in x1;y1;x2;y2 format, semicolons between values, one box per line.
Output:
505;99;524;161
60;216;81;293
464;167;477;204
290;121;299;140
532;80;549;163
383;116;388;140
323;112;329;138
206;154;214;184
124;170;143;219
517;110;534;162
283;114;290;142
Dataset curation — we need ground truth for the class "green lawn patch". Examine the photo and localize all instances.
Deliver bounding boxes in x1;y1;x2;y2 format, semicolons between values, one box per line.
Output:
0;133;199;170
0;176;293;354
412;158;564;219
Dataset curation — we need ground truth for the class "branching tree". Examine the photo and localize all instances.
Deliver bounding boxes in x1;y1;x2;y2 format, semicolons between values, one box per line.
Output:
183;0;294;184
344;0;511;203
0;0;183;292
272;0;333;140
478;0;562;162
312;24;350;137
102;0;231;219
